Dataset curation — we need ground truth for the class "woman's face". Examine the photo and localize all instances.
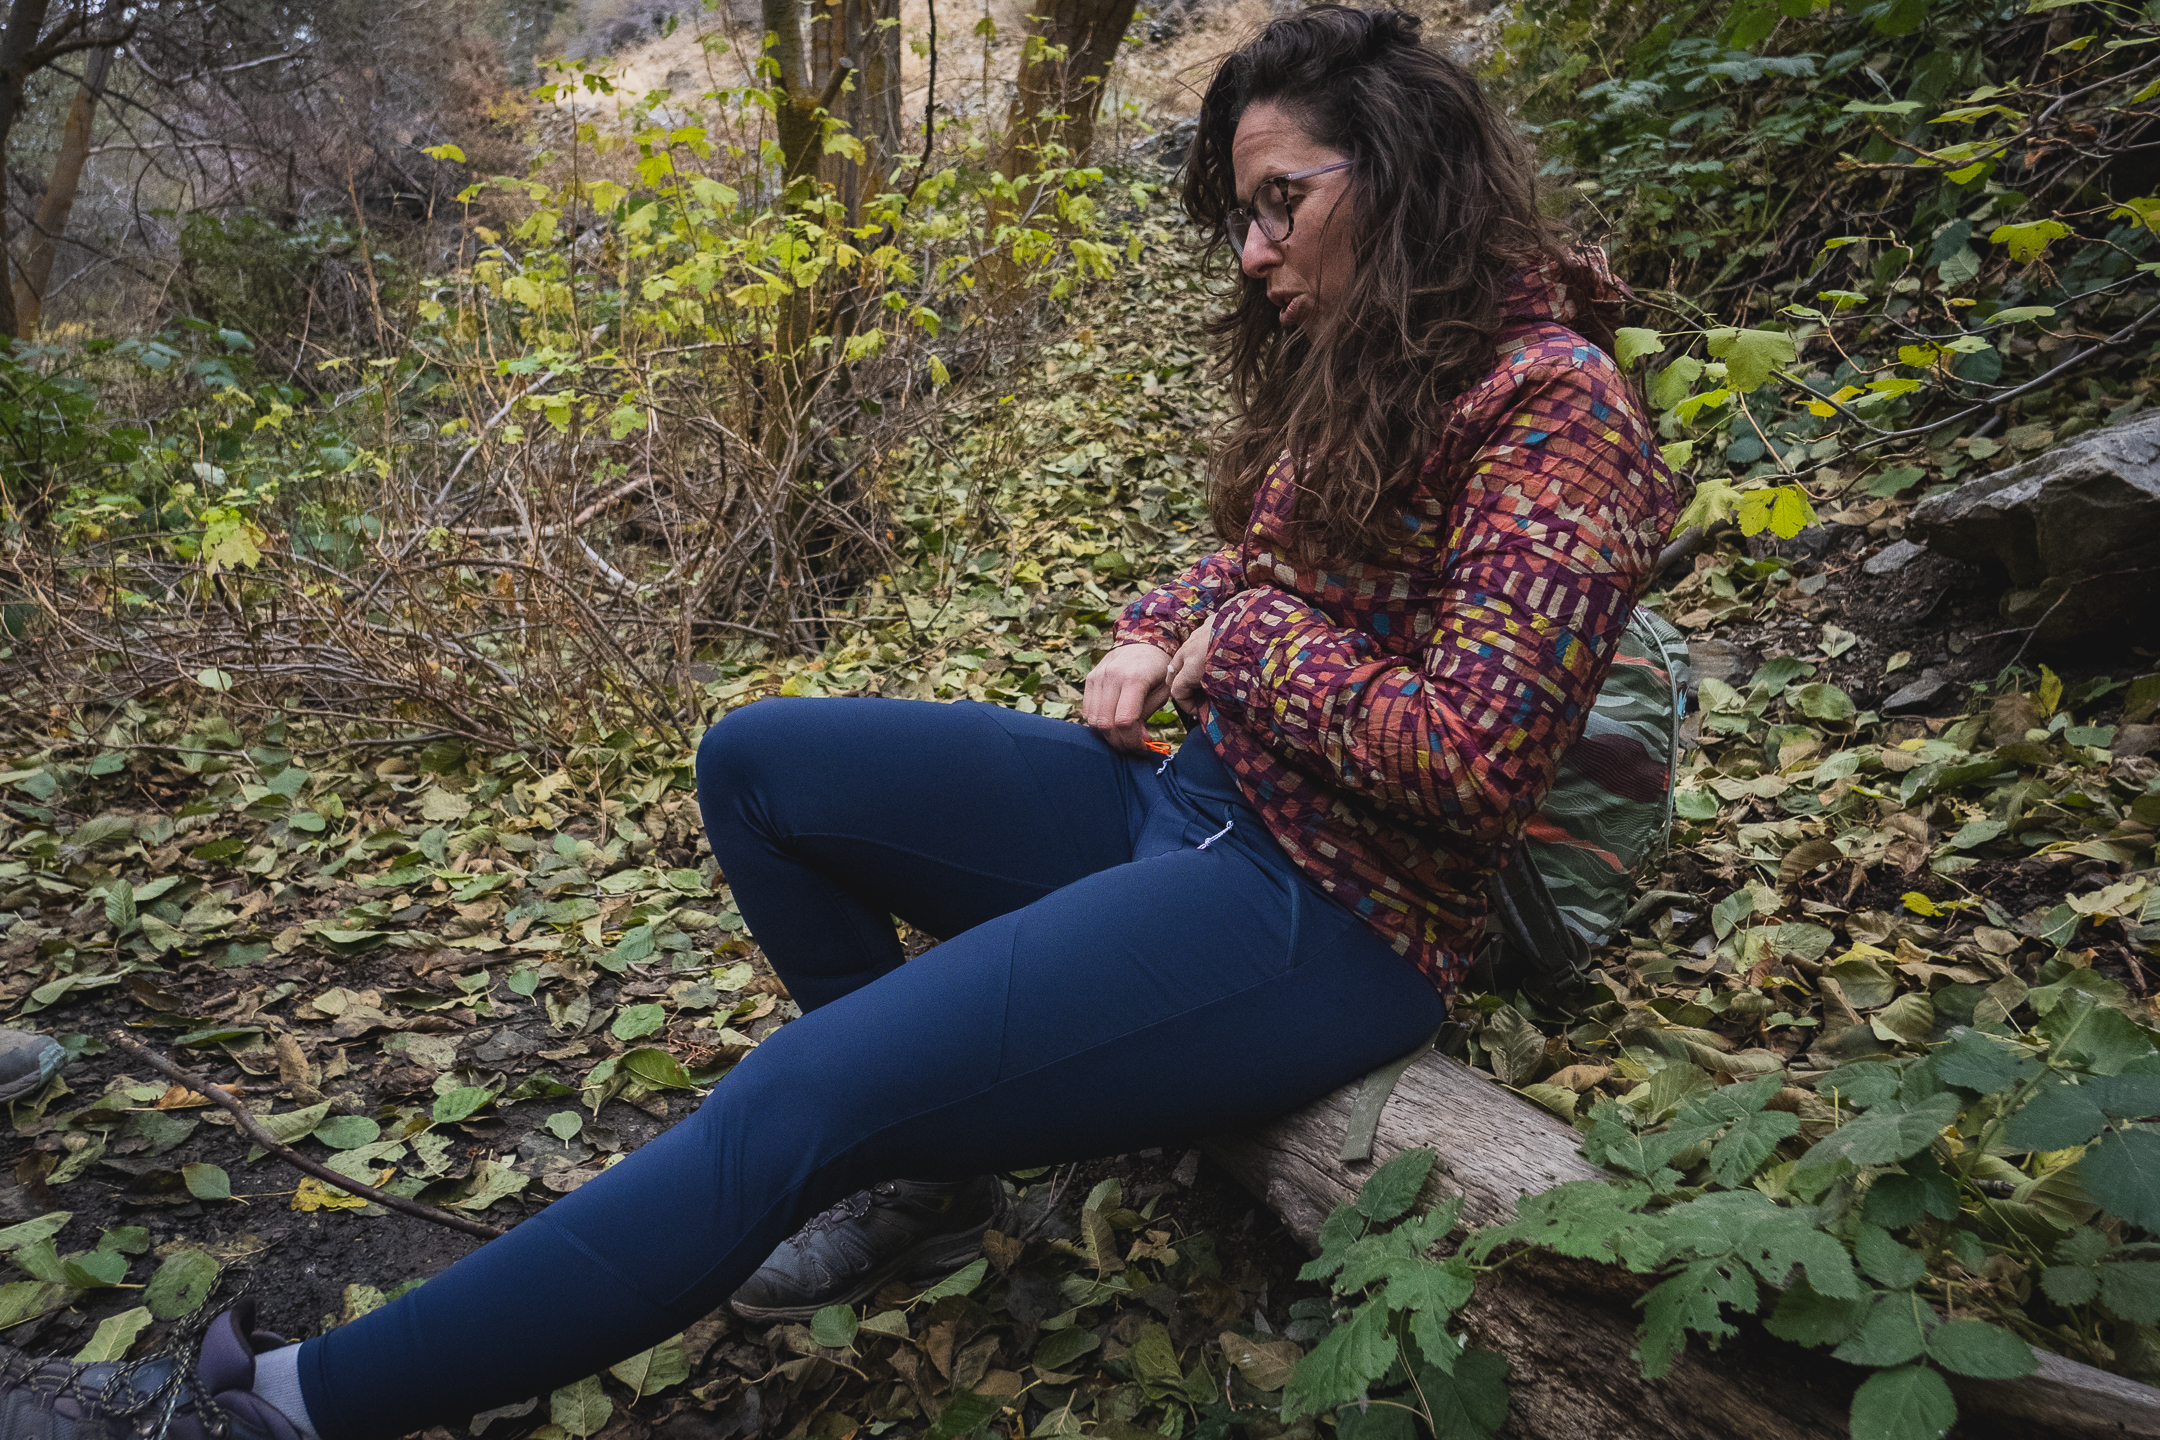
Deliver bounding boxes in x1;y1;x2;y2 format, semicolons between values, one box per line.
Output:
1230;100;1357;342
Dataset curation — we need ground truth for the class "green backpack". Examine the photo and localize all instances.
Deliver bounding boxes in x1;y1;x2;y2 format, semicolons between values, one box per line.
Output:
1482;604;1693;991
1337;606;1692;1161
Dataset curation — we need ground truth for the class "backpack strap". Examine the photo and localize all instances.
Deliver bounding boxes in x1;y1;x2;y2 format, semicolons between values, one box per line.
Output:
1339;1023;1446;1162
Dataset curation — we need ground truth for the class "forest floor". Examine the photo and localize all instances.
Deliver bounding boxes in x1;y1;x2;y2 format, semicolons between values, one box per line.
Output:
4;169;2158;1440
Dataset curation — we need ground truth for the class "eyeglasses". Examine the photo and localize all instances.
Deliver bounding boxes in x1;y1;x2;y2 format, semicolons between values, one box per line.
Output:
1225;160;1354;258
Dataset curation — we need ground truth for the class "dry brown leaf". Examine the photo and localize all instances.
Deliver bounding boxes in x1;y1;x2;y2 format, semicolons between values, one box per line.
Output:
1778;837;1844;886
1548;1063;1613;1092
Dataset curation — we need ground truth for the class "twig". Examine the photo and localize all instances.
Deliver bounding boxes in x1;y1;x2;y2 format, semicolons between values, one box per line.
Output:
106;1030;507;1243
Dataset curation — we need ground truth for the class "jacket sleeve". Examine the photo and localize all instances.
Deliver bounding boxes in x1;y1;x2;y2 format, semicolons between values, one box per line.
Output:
1112;546;1247;656
1197;364;1674;846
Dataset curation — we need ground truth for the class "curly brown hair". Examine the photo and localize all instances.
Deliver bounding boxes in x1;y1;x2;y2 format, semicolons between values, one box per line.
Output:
1187;5;1616;560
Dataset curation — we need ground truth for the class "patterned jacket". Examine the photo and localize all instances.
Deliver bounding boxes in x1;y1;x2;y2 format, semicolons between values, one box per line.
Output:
1113;252;1679;999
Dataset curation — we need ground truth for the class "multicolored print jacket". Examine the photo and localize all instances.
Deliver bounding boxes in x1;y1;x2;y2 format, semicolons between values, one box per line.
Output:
1113;252;1680;1000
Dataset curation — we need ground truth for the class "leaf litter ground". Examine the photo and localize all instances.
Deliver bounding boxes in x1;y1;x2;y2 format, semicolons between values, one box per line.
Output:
6;222;2160;1433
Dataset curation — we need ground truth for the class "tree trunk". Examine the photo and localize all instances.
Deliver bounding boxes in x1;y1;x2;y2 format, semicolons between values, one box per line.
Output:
811;0;902;223
981;0;1134;305
759;0;818;472
14;44;111;338
0;0;60;343
1202;1050;2160;1440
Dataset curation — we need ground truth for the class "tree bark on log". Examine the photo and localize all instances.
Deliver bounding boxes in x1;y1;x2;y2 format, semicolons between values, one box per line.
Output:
1203;1049;2160;1440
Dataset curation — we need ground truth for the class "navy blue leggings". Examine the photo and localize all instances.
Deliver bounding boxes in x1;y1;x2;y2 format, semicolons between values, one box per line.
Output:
298;699;1446;1440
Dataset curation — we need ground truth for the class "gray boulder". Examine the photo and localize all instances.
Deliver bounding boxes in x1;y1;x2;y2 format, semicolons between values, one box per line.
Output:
1908;410;2160;641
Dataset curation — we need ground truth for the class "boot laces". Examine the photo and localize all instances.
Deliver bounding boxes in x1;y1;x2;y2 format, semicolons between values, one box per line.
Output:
14;1306;232;1440
794;1187;878;1240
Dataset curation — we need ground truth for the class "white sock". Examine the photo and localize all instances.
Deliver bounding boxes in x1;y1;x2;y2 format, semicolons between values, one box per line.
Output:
251;1344;323;1440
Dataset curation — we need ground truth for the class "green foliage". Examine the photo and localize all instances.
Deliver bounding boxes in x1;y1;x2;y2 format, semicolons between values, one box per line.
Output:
1294;973;2160;1439
1494;0;2159;539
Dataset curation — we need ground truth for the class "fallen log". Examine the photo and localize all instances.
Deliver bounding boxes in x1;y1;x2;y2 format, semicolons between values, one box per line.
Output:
1203;1049;2160;1440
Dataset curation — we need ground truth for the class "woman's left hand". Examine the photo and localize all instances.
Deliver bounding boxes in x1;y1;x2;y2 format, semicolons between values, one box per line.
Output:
1166;615;1216;714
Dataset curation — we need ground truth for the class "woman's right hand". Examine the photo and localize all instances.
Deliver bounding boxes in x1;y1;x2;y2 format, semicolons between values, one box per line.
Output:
1083;644;1172;754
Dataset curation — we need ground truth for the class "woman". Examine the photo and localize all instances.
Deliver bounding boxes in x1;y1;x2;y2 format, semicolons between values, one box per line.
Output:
0;9;1674;1440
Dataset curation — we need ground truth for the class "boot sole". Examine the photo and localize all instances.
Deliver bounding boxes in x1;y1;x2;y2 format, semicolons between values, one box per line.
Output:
729;1194;1009;1325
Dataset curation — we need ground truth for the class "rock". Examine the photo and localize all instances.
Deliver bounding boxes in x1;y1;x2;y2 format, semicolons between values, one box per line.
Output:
1686;637;1757;690
2115;724;2160;759
1908;411;2160;641
1882;668;1952;714
1863;539;1926;576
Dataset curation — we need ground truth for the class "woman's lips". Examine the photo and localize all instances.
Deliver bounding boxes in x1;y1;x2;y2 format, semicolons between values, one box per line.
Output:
1277;294;1305;325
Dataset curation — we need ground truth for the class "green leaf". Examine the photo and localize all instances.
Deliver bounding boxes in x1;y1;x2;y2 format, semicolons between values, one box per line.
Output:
1863;1155;1959;1229
923;1389;1004;1440
810;1304;859;1349
545;1111;583;1141
1716;1200;1861;1299
1036;1327;1100;1371
1935;1032;2042;1094
1988;219;2071;264
1850;1365;1955;1440
1832;1294;1933;1368
1927;1320;2036;1379
1791;681;1855;722
549;1376;612;1439
2088;1073;2160;1120
1417;1345;1509;1440
0;1212;71;1253
1381;1255;1477;1317
1795;1093;1960;1182
1704;327;1797;393
0;1281;70;1328
71;1307;154;1363
181;1164;231;1201
1856;1224;1929;1291
1872;991;1934;1043
1285;1299;1396;1417
1707;1108;1799;1187
1615;328;1664;366
1354;1148;1436;1224
1466;1180;1657;1268
1651;356;1704;410
1337;1397;1417;1440
1765;1278;1870;1347
2039;994;2156;1075
2078;1128;2160;1231
2100;1262;2160;1323
2001;1080;2109;1151
913;1257;988;1304
431;1087;495;1124
61;1249;128;1288
608;1335;690;1398
253;1101;331;1147
621;1047;697;1090
1639;1260;1755;1378
312;1116;382;1150
611;1004;667;1041
144;1248;220;1320
2041;1263;2101;1307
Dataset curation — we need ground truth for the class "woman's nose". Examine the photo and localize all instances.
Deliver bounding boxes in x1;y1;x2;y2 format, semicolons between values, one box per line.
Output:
1239;232;1281;278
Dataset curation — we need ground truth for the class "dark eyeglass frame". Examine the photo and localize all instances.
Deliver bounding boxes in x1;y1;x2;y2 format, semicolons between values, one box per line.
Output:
1225;160;1354;258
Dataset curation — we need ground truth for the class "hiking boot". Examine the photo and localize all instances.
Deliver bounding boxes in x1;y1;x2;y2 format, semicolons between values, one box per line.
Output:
730;1176;1009;1323
0;1030;65;1105
0;1300;301;1440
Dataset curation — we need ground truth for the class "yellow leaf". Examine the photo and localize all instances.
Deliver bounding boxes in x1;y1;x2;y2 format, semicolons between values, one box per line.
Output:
2037;664;2063;716
1902;892;1941;917
1768;485;1817;539
292;1177;369;1212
